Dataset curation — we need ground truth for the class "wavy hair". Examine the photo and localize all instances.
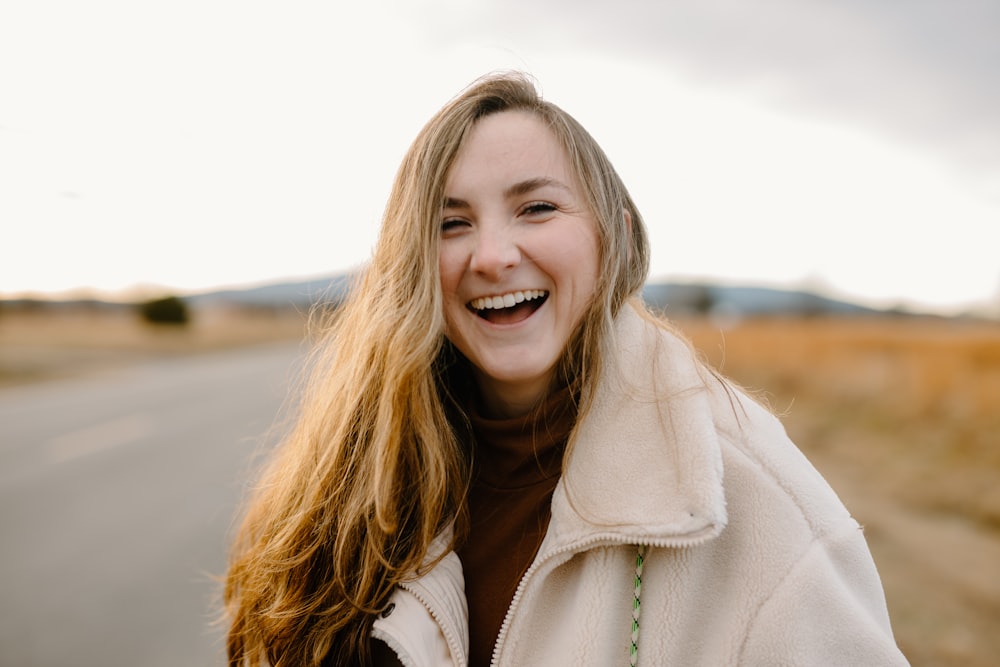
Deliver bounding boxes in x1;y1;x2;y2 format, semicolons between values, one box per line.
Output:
224;71;651;666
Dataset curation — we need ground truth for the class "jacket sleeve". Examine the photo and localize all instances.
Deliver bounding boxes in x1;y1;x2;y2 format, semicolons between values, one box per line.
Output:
739;519;909;665
371;586;455;667
370;544;468;667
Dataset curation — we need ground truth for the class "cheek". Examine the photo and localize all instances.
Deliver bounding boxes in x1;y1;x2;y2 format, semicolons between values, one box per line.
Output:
437;246;462;295
437;256;462;333
558;231;601;284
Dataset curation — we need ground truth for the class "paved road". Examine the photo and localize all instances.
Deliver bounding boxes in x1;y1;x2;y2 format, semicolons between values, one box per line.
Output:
0;342;306;667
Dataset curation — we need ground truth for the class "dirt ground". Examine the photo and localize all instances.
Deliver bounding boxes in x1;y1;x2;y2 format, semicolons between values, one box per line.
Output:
0;305;311;387
3;305;998;665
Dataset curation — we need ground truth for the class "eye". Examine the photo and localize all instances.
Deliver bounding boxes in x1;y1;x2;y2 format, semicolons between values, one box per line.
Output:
440;218;469;235
520;202;557;217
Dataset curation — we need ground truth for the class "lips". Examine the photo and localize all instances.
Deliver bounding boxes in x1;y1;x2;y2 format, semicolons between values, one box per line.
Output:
468;289;548;324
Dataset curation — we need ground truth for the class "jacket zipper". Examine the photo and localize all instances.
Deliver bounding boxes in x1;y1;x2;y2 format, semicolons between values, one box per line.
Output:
489;529;719;666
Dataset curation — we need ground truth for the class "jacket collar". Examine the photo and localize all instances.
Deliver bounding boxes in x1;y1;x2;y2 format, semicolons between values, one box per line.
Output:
546;303;728;549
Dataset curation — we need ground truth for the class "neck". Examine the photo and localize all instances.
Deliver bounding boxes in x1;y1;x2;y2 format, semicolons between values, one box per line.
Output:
472;371;553;419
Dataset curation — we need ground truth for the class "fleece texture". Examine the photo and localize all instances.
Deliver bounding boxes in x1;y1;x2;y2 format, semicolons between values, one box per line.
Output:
372;537;468;666
372;304;909;666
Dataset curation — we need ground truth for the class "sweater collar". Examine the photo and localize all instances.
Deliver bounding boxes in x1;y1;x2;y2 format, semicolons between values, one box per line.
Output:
547;303;728;548
467;384;575;489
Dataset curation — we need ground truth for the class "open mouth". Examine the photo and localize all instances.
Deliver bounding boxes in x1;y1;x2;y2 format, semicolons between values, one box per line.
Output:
467;290;548;324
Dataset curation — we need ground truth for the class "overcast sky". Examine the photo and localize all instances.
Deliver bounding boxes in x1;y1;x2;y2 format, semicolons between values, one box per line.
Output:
2;0;998;314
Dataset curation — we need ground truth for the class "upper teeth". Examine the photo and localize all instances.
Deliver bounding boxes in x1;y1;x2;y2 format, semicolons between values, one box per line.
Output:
470;290;547;311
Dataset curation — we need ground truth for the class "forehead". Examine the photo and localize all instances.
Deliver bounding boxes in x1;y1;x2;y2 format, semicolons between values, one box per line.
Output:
445;111;574;191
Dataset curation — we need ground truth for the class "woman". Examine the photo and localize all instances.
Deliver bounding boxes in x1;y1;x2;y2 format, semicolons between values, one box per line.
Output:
225;72;908;665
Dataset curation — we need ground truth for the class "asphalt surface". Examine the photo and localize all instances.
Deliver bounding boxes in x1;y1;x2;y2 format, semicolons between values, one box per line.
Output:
0;342;306;667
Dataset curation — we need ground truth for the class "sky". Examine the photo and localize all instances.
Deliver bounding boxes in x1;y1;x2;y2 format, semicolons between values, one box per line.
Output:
2;0;998;315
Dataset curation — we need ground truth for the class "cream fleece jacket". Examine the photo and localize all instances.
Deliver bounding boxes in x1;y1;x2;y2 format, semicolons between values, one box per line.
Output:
373;304;909;666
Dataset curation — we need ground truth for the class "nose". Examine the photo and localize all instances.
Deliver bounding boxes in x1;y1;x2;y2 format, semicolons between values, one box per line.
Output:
469;224;520;280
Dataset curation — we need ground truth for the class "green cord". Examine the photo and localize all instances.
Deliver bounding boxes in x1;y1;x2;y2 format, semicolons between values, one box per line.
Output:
629;544;647;666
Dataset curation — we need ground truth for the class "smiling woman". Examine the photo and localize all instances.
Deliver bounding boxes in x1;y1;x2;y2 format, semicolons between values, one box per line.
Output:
223;72;909;666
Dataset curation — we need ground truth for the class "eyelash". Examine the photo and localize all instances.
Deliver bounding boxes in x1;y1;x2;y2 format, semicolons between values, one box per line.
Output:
441;218;467;232
521;202;557;216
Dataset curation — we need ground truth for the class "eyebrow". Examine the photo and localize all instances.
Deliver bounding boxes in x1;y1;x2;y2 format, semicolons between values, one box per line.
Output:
504;177;570;199
443;177;571;210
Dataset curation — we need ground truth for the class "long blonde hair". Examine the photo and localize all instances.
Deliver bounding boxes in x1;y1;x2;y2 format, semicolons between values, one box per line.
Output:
224;71;650;666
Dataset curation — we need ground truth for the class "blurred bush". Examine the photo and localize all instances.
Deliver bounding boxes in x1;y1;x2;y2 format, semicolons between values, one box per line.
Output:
139;296;190;326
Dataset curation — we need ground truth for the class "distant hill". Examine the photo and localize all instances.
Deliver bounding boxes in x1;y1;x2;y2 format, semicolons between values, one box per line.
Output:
186;274;356;308
640;282;887;317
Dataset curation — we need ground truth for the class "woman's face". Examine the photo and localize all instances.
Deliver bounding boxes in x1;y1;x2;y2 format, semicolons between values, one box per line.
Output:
439;110;600;418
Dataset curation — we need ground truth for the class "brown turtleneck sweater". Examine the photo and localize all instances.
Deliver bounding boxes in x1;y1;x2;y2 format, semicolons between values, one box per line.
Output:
368;388;576;667
457;387;577;667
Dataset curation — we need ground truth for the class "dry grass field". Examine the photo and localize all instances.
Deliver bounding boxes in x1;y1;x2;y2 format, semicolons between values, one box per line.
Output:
674;314;1000;667
2;304;997;665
